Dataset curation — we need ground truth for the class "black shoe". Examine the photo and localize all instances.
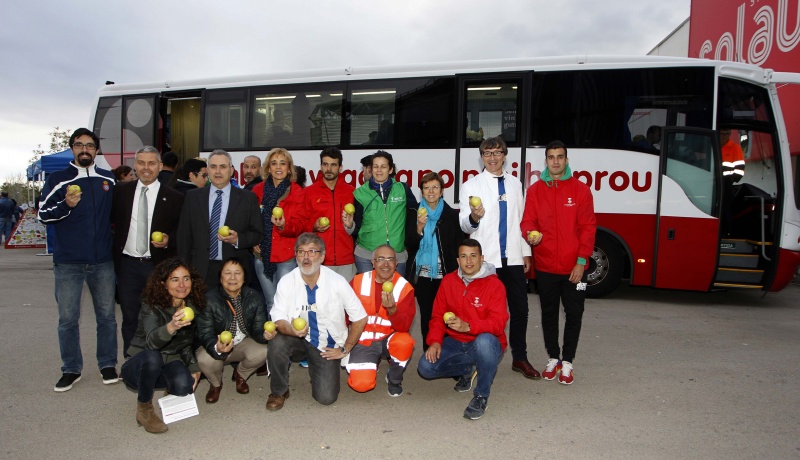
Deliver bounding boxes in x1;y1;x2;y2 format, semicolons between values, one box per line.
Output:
454;369;477;392
101;367;120;384
385;375;403;397
54;373;81;392
464;395;488;420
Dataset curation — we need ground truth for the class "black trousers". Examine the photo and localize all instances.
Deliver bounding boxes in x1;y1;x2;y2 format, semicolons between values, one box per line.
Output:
496;259;529;361
535;270;586;363
118;256;154;357
414;276;442;351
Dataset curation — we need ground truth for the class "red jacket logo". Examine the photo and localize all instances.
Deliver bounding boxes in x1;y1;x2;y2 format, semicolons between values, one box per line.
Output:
472;297;483;308
564;197;575;207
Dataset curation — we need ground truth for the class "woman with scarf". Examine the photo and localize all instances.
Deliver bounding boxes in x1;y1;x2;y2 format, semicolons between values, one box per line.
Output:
353;150;418;276
196;257;276;404
121;258;206;434
406;172;466;350
252;148;306;316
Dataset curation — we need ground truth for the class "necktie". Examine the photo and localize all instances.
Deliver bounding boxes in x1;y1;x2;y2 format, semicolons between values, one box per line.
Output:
136;186;149;255
209;190;223;260
497;177;507;259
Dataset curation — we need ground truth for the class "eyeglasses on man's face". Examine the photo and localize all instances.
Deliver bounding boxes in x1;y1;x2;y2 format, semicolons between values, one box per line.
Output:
296;249;322;257
73;142;98;151
374;256;397;264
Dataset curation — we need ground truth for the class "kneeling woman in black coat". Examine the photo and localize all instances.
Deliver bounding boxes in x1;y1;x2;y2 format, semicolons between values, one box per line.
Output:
121;258;207;434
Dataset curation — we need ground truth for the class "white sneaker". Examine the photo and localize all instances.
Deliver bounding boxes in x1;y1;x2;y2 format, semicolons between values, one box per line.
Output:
558;361;574;385
542;358;561;380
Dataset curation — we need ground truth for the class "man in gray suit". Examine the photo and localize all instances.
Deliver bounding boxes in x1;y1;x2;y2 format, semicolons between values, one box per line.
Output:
177;150;263;289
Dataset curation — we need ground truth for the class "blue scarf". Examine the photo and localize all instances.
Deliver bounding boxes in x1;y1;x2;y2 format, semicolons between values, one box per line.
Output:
415;198;444;277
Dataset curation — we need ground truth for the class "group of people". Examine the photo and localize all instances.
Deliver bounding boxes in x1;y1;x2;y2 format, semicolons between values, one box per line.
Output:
38;127;596;431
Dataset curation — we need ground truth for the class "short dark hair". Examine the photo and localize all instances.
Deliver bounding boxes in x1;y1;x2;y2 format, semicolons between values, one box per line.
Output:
544;140;568;158
162;151;179;168
295;166;307;187
371;150;395;172
69;128;100;150
180;158;207;180
458;238;482;256
1;191;8;197
320;147;343;165
218;256;245;281
419;172;445;191
360;154;373;167
479;137;507;156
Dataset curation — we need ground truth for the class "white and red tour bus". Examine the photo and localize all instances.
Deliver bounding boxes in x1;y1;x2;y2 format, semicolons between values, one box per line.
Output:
89;56;800;297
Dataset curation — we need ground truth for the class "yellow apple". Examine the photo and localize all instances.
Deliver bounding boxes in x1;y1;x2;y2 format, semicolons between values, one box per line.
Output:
417;208;427;217
272;207;284;218
217;226;230;237
318;217;330;227
529;230;541;239
343;203;355;215
469;196;482;207
382;281;394;293
443;312;456;322
67;184;81;194
151;231;163;243
263;321;277;333
292;317;307;330
219;330;233;344
180;307;195;322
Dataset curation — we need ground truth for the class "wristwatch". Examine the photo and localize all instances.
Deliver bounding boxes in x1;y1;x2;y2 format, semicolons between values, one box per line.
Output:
340;345;350;356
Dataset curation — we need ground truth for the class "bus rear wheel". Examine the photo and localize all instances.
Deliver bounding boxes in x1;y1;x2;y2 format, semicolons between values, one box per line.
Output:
586;233;624;298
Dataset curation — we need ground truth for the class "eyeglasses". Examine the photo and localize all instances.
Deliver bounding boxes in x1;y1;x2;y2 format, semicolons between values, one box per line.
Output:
73;142;98;151
374;257;397;264
200;173;208;178
296;249;322;257
422;185;441;192
481;150;504;157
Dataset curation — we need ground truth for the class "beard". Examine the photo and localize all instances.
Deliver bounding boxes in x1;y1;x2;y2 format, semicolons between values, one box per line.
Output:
76;155;93;167
298;259;322;277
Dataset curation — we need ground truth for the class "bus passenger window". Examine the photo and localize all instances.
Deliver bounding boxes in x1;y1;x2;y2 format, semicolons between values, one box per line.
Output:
465;82;518;144
252;86;344;149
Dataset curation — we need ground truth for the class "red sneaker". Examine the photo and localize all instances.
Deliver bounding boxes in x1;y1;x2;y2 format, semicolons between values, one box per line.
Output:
542;359;561;381
558;361;574;385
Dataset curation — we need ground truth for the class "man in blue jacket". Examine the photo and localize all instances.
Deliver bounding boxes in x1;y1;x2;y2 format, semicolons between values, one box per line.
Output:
39;128;120;392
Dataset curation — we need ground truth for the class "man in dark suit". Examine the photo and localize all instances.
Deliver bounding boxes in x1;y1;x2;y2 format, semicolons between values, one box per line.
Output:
177;149;263;289
111;146;185;357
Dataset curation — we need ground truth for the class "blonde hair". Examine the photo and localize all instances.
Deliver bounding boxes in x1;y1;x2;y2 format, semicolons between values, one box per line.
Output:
262;148;295;183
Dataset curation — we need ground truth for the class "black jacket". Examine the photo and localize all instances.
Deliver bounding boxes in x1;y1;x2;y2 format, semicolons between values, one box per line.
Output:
197;286;268;360
127;303;200;373
406;201;466;281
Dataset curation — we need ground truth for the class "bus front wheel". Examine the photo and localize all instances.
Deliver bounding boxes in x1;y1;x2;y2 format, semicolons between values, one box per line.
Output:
586;233;624;298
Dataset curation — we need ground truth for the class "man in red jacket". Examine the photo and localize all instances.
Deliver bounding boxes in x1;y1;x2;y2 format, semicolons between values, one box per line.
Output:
346;245;415;397
305;147;357;281
417;239;509;420
521;140;596;385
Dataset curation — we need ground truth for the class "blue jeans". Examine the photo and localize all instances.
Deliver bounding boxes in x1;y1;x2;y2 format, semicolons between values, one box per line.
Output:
0;217;12;242
355;253;406;277
54;261;118;374
121;349;194;403
417;334;503;398
254;258;296;318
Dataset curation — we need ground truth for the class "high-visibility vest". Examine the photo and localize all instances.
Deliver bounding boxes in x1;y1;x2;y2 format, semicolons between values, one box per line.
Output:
352;271;413;346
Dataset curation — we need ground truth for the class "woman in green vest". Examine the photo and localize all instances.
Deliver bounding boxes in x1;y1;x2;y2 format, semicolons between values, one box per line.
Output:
353;151;417;276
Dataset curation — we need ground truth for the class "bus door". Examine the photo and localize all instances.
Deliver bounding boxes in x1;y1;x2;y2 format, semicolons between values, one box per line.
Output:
455;73;526;203
653;127;721;290
159;91;202;161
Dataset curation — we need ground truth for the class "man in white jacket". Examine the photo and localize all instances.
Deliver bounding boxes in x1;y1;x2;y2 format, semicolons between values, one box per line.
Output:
459;137;539;380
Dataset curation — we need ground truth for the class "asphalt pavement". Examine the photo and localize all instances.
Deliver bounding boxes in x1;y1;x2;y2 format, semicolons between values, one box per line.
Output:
1;246;798;459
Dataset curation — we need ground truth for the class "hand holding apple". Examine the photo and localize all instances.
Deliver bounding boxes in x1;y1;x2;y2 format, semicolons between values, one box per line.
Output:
382;281;394;293
343;203;355;215
219;330;233;344
528;230;542;245
151;231;164;243
443;312;456;322
65;184;82;207
468;196;485;222
217;226;230;237
315;216;330;232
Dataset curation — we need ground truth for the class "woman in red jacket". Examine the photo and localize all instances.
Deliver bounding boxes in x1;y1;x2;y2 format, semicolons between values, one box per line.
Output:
252;148;307;316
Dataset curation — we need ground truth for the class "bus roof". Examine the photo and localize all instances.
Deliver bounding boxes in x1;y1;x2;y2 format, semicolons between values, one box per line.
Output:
96;55;780;96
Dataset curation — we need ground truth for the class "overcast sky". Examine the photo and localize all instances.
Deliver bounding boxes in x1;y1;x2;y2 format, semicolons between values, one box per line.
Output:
0;0;690;181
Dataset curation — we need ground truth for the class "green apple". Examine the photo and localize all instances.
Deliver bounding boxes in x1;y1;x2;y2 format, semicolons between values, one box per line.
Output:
180;307;195;322
263;321;277;333
343;203;355;215
217;226;230;237
417;208;427;216
443;312;455;322
219;330;233;344
151;231;164;243
272;207;284;218
382;281;394;293
469;196;482;207
292;317;307;330
318;217;330;227
67;184;81;194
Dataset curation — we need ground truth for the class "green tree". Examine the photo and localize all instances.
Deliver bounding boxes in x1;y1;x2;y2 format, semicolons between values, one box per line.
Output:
30;127;71;165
